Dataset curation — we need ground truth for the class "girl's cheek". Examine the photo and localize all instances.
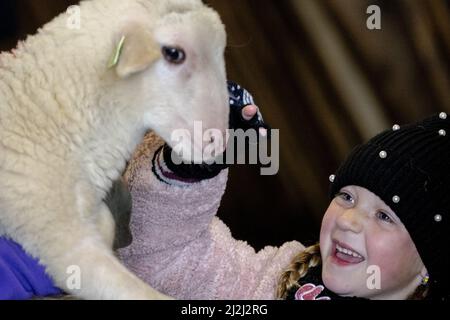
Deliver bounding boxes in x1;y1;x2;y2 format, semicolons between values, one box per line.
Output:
319;205;337;252
321;203;339;233
366;231;413;284
320;213;333;238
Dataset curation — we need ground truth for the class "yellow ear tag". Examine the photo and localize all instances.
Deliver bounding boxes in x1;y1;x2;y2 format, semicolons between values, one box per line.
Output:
108;36;126;69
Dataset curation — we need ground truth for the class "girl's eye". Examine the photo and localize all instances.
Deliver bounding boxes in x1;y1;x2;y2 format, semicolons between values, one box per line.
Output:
336;191;355;205
376;211;394;224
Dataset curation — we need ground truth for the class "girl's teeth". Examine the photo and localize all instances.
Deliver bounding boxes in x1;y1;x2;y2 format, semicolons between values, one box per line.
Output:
336;244;362;258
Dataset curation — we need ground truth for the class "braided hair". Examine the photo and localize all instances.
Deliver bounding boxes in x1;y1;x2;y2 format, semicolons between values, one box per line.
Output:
276;243;321;299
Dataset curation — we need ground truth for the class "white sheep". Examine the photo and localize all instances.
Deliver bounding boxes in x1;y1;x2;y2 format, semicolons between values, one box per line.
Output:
0;0;229;299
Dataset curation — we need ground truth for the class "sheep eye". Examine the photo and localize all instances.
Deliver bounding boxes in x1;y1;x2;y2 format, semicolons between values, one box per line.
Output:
162;46;186;64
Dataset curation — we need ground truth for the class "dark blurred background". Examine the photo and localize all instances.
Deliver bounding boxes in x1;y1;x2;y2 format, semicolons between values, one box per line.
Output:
1;0;448;250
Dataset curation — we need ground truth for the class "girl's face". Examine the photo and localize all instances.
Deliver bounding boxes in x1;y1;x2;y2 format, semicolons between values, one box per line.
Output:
320;185;427;299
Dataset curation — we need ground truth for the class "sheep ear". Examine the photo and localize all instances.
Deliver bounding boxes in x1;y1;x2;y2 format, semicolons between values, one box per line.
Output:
112;25;161;78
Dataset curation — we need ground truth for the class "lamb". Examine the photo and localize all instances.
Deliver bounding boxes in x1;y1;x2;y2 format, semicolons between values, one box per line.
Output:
0;0;229;299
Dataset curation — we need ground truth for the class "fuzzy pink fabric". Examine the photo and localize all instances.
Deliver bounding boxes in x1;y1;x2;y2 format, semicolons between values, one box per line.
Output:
117;132;305;299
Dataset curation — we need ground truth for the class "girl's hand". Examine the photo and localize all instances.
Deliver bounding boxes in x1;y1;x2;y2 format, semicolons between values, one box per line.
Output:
241;105;267;137
242;104;257;120
227;80;269;136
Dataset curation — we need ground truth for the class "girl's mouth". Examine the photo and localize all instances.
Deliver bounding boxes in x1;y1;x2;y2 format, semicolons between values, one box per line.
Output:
331;241;365;266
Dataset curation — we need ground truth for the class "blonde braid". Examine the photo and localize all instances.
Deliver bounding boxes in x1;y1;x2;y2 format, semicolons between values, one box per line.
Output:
276;243;321;299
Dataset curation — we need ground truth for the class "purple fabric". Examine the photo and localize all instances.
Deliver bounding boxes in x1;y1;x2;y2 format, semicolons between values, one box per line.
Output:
0;237;62;300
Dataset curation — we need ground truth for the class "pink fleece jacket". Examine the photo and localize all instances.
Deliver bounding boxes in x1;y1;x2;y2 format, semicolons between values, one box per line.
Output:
117;132;305;299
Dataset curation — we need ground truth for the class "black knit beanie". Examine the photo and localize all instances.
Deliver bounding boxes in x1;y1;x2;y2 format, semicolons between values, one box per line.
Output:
329;113;450;301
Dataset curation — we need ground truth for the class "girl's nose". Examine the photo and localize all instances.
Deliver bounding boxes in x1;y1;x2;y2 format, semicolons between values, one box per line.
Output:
336;208;363;233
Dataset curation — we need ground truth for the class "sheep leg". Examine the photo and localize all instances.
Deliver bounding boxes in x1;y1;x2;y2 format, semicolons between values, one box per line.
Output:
95;201;116;249
0;186;170;300
30;212;170;300
56;239;170;299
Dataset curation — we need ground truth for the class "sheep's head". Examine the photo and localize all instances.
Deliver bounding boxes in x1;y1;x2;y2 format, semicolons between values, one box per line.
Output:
112;4;229;163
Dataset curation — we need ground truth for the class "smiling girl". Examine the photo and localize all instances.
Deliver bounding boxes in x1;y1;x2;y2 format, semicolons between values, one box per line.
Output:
279;186;431;300
279;113;449;300
321;187;427;299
